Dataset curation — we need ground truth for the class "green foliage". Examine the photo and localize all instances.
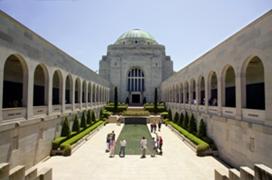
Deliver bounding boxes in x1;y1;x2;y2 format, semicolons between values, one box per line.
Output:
114;86;118;110
179;113;184;126
168;109;172;121
91;111;96;122
87;110;91;124
198;119;207;138
99;109;104;120
61;117;71;137
72;114;80;133
174;112;179;123
102;109;111;119
188;114;197;134
122;110;150;116
60;121;104;156
104;104;127;113
183;112;189;129
80;111;87;129
166;121;210;155
154;88;158;110
52;136;67;150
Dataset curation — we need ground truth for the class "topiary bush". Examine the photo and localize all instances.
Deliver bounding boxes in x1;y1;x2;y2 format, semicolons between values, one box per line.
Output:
80;111;87;129
183;111;189;129
87;110;91;125
174;112;179;123
72;114;80;133
188;114;197;134
179;113;184;127
168;109;172;121
91;110;96;122
61;117;71;137
198;119;207;138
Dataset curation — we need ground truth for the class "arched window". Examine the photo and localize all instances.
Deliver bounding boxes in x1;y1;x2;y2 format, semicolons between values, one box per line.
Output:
199;76;205;105
82;81;87;103
33;65;48;106
223;66;236;107
3;55;27;108
52;70;62;105
127;68;144;92
245;57;265;110
208;72;218;106
180;83;183;103
65;75;72;104
191;79;196;104
75;78;81;103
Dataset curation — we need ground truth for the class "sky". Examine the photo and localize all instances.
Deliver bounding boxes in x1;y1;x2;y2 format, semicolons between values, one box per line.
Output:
0;0;271;72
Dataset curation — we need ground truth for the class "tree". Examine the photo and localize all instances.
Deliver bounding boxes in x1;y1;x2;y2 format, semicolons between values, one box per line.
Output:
91;110;96;122
154;88;158;111
168;109;172;121
114;86;118;110
72;114;80;133
61;117;70;137
174;112;179;123
183;112;189;129
99;108;104;120
179;113;184;127
87;110;91;124
80;111;87;129
198;119;207;138
188;114;197;134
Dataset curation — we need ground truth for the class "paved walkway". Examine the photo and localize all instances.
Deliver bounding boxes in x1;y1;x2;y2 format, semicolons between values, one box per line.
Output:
37;123;228;180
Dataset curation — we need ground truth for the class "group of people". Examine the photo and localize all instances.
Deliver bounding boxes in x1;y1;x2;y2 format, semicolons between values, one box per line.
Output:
140;134;163;158
150;120;162;133
106;131;116;157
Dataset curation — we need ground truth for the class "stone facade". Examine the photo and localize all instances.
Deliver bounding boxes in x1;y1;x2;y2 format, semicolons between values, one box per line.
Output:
99;29;173;104
0;10;110;169
161;10;272;168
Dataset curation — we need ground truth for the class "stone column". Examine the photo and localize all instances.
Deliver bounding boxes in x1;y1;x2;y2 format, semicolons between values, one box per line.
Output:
264;61;272;123
217;74;223;116
47;70;53;115
79;80;82;109
0;59;4;121
61;74;66;113
205;75;209;113
72;77;75;111
235;70;243;120
85;82;88;107
27;66;34;119
196;79;199;106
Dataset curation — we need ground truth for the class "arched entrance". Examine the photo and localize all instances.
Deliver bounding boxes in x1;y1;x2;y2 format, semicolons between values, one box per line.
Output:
127;68;144;105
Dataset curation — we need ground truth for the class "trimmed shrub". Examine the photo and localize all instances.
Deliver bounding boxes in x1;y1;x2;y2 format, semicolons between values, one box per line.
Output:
188;114;197;134
61;117;70;137
87;110;91;124
179;113;184;126
168;109;172;121
72;114;80;133
174;112;179;123
166;121;209;155
160;111;168;119
60;121;104;156
183;112;189;129
80;111;87;129
198;119;206;138
52;136;67;150
122;110;150;116
91;111;96;122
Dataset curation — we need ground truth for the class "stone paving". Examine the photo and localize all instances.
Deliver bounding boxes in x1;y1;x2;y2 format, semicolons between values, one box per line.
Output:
37;123;228;180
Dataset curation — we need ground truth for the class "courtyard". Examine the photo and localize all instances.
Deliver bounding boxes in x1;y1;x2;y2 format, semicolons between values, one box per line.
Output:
36;123;228;180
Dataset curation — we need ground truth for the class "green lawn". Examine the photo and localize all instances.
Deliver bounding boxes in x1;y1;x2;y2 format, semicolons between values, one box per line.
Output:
114;124;153;155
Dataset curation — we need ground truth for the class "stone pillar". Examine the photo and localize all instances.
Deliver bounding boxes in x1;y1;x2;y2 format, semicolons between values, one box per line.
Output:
217;74;223;116
264;62;272;123
229;168;240;180
79;80;82;109
0;60;4;121
85;82;88;107
27;67;34;119
47;70;53;115
9;165;25;180
205;76;209;113
0;163;9;180
90;83;93;106
196;80;200;106
61;74;66;113
254;164;272;180
240;167;254;180
72;77;75;111
235;70;243;120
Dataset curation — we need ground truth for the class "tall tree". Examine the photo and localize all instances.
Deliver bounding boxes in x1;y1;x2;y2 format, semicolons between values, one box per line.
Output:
114;86;118;110
154;88;158;110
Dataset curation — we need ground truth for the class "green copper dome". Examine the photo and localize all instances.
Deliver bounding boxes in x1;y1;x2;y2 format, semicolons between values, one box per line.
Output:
115;29;157;45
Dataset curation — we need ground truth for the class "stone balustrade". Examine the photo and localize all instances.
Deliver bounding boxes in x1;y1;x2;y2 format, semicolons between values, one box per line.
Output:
214;164;272;180
0;162;52;180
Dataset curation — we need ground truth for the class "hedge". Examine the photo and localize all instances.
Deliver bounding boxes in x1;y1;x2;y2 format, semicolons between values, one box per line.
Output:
60;120;104;156
104;105;127;113
122;110;150;116
166;121;210;155
52;131;77;150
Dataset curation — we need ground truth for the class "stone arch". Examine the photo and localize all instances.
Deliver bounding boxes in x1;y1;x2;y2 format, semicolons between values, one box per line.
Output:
198;76;205;105
33;64;49;106
75;78;81;103
52;70;63;105
222;65;236;107
208;71;218;106
65;74;73;104
242;56;265;110
3;54;28;108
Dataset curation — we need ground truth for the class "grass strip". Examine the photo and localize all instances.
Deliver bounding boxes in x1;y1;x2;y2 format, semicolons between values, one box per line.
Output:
166;121;210;155
60;121;104;156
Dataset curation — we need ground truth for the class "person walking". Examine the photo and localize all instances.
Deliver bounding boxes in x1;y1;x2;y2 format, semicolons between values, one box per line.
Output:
119;139;127;157
158;136;163;155
151;137;157;157
158;119;162;132
140;136;147;158
105;133;111;152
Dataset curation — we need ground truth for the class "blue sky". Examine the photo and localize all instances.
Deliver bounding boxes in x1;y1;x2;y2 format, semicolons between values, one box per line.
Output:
0;0;271;72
